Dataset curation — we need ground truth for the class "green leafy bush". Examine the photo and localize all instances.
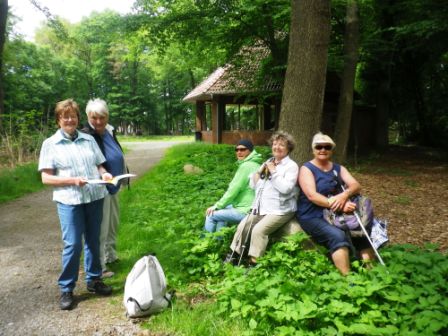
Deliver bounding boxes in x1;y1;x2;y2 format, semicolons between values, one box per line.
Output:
211;241;448;335
117;143;270;282
117;144;447;335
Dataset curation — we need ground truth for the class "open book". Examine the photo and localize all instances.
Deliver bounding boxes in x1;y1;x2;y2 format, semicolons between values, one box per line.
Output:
87;173;137;186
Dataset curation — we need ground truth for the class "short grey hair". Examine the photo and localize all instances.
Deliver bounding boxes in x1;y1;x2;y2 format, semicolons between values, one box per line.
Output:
268;130;296;152
86;98;109;117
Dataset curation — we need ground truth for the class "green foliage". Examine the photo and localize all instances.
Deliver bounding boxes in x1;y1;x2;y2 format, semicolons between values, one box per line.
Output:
5;0;448;148
358;0;448;148
0;163;44;204
116;143;270;280
115;144;447;335
210;240;448;335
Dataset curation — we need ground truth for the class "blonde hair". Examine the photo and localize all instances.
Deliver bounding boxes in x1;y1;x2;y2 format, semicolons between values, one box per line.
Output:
311;132;336;149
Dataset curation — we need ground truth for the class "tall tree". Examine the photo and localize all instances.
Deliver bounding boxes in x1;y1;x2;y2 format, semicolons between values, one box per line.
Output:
333;0;359;162
279;0;331;163
0;0;8;132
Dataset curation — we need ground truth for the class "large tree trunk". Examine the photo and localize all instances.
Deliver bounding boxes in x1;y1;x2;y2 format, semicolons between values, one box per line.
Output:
279;0;331;164
333;0;359;163
374;1;395;148
0;0;8;133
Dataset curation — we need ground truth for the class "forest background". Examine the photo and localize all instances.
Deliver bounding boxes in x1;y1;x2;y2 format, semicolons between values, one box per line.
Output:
1;0;448;168
0;1;447;334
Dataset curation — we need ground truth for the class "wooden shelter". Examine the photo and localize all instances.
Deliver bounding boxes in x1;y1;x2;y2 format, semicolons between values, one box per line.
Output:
183;44;376;152
183;44;280;145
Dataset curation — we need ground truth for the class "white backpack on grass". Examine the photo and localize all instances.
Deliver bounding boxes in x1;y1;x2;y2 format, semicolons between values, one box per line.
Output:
123;255;172;318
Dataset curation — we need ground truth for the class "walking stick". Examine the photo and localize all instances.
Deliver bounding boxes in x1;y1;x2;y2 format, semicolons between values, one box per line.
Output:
333;171;386;266
229;160;270;266
237;213;258;266
226;213;250;263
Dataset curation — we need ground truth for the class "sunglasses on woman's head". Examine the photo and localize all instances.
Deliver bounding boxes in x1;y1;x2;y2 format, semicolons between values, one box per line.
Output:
314;145;333;151
235;147;248;152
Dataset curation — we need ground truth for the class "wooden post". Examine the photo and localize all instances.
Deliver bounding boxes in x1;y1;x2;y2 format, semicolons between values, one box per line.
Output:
263;103;271;130
196;101;205;130
217;99;225;144
211;101;218;143
274;100;280;131
194;101;206;141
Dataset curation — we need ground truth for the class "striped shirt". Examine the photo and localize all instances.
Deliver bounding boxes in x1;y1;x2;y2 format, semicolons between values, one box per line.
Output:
38;130;108;205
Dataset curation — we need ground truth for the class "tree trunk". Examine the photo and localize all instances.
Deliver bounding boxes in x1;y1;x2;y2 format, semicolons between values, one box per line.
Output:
333;0;359;163
375;79;390;147
279;0;331;164
0;0;8;133
374;1;395;149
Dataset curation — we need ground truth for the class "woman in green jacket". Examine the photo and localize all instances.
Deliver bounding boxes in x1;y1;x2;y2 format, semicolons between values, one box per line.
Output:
204;139;263;232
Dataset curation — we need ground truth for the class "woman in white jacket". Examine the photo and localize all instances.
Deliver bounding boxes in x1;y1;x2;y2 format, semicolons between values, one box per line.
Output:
227;131;299;266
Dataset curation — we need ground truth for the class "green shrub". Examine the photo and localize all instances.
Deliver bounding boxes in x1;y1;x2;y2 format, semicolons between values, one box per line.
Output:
116;143;270;281
211;241;448;335
116;144;447;335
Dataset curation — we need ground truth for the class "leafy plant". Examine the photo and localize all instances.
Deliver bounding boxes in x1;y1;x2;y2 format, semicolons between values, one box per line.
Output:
114;144;447;335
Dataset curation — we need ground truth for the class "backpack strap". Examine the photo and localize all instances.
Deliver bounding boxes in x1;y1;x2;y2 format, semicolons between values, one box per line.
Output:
164;290;176;307
127;297;153;313
332;168;345;193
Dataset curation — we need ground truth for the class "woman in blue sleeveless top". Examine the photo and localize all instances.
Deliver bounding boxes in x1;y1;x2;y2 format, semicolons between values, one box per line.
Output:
297;132;374;275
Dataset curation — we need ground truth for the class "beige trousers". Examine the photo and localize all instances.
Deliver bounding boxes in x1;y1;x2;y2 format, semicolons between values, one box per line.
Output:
230;212;295;258
100;193;120;270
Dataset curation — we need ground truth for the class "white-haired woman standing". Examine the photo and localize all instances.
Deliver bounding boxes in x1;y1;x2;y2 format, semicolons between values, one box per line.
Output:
82;98;126;278
297;132;375;275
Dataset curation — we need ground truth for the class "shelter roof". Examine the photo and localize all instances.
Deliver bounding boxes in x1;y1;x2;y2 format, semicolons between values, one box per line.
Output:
183;43;281;103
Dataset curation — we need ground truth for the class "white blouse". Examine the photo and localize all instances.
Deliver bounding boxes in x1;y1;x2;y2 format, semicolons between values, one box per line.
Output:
250;155;299;215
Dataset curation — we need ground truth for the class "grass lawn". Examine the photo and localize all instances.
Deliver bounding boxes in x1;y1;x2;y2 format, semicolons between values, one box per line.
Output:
0;163;44;204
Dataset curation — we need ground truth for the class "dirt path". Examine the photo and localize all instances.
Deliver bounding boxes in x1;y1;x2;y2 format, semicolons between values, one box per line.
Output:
0;141;185;336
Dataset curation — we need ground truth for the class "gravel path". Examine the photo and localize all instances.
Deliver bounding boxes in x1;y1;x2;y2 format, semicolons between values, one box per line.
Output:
0;141;185;336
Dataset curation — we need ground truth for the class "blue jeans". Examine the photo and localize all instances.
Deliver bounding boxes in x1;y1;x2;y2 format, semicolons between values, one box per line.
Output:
204;205;247;233
57;198;104;292
298;216;350;254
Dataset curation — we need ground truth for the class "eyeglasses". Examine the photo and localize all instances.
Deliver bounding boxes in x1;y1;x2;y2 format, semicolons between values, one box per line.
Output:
314;145;333;151
235;147;249;152
61;115;78;121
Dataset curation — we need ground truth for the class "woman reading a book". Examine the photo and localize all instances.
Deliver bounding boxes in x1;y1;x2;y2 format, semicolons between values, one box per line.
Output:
38;99;113;310
82;98;127;278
